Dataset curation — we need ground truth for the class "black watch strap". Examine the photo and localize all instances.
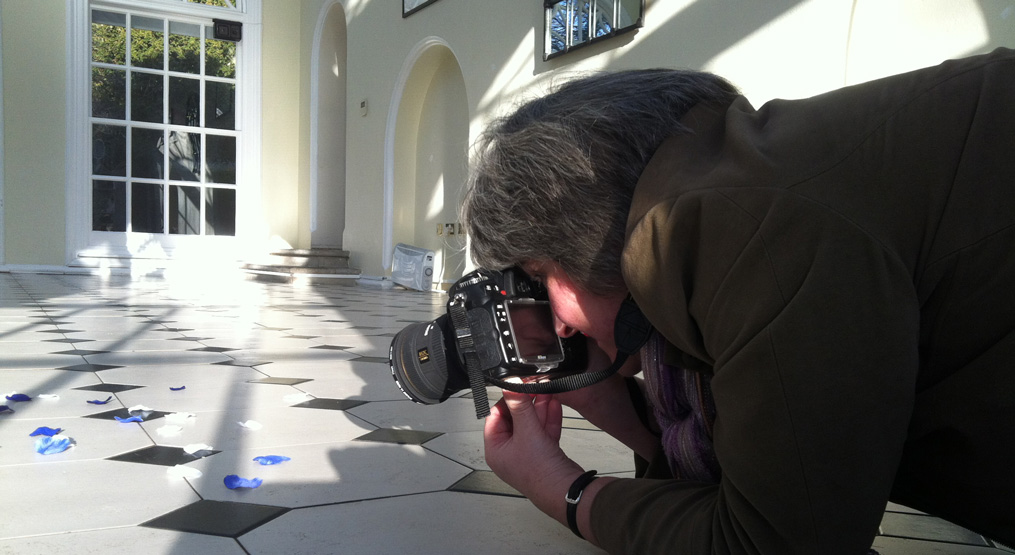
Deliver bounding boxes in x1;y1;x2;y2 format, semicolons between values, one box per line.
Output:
565;470;599;539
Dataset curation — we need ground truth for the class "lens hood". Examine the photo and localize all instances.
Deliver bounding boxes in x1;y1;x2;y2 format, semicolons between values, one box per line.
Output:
389;314;465;404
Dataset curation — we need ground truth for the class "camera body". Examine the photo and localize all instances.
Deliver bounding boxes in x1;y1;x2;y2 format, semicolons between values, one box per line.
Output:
448;267;566;376
389;267;587;406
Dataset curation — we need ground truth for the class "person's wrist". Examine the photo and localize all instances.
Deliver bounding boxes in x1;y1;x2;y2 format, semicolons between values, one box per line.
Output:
565;470;599;539
522;462;584;527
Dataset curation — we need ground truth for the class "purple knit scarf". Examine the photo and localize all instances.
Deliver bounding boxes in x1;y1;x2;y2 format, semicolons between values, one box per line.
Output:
641;332;721;483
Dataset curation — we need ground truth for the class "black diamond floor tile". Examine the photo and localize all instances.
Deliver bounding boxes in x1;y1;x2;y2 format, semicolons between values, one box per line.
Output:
354;428;441;445
74;383;144;393
448;470;523;498
43;338;93;343
349;326;381;330
188;346;238;352
51;349;111;356
284;335;319;340
247;377;312;386
213;360;272;367
309;345;351;350
141;500;289;538
59;363;123;372
83;407;168;421
107;445;219;466
168;336;212;342
37;329;84;334
155;328;194;332
290;398;366;411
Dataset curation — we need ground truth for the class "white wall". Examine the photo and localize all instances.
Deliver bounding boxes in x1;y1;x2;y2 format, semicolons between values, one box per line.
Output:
2;0;1011;273
340;0;1015;279
1;0;67;266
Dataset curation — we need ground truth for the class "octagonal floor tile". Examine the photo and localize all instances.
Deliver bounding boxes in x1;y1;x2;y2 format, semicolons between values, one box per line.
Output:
345;396;491;434
115;378;314;415
185;442;470;508
0;460;199;539
0;525;245;554
137;404;375;453
0;414;155;466
238;491;601;555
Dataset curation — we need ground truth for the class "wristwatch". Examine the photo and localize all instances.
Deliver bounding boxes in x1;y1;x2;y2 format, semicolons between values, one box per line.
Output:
565;470;599;539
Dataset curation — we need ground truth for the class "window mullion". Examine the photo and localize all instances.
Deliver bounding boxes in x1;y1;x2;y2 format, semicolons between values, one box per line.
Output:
568;0;574;48
162;17;171;235
124;13;134;233
199;24;207;235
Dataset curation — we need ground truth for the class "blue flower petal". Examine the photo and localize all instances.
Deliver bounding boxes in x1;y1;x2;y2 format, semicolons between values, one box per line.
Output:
0;405;13;414
114;415;144;423
253;455;291;465
6;394;31;402
35;436;73;455
224;474;263;489
30;426;63;437
170;386;186;391
87;396;113;405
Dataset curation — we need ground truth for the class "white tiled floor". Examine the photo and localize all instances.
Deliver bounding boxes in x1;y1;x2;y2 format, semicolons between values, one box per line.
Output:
0;272;1009;554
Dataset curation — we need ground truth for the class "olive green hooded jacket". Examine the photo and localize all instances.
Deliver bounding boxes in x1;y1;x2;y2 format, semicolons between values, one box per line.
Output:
592;48;1015;554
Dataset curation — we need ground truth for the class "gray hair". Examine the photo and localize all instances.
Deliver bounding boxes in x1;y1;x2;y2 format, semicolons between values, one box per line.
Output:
462;69;739;295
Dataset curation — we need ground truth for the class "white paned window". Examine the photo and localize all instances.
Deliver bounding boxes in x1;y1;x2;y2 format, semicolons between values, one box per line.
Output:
90;7;239;236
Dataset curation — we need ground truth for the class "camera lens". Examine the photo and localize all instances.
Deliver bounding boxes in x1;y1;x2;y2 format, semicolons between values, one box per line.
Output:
389;315;464;404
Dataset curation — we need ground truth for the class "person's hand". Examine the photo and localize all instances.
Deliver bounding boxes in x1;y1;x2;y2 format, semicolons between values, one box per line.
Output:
485;391;617;544
484;391;583;502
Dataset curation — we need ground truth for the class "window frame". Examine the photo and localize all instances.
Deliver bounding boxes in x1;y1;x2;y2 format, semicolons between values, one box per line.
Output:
89;7;240;237
543;0;644;61
403;0;441;18
66;0;262;267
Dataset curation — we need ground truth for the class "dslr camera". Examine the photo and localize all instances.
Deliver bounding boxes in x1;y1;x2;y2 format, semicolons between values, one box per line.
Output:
389;267;587;408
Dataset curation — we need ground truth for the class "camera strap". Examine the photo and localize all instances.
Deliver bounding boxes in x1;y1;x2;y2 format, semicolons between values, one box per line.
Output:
485;296;654;397
448;299;493;418
485;353;631;394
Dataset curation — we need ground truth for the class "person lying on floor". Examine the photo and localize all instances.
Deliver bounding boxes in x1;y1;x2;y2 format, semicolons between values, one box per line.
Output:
463;47;1015;554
